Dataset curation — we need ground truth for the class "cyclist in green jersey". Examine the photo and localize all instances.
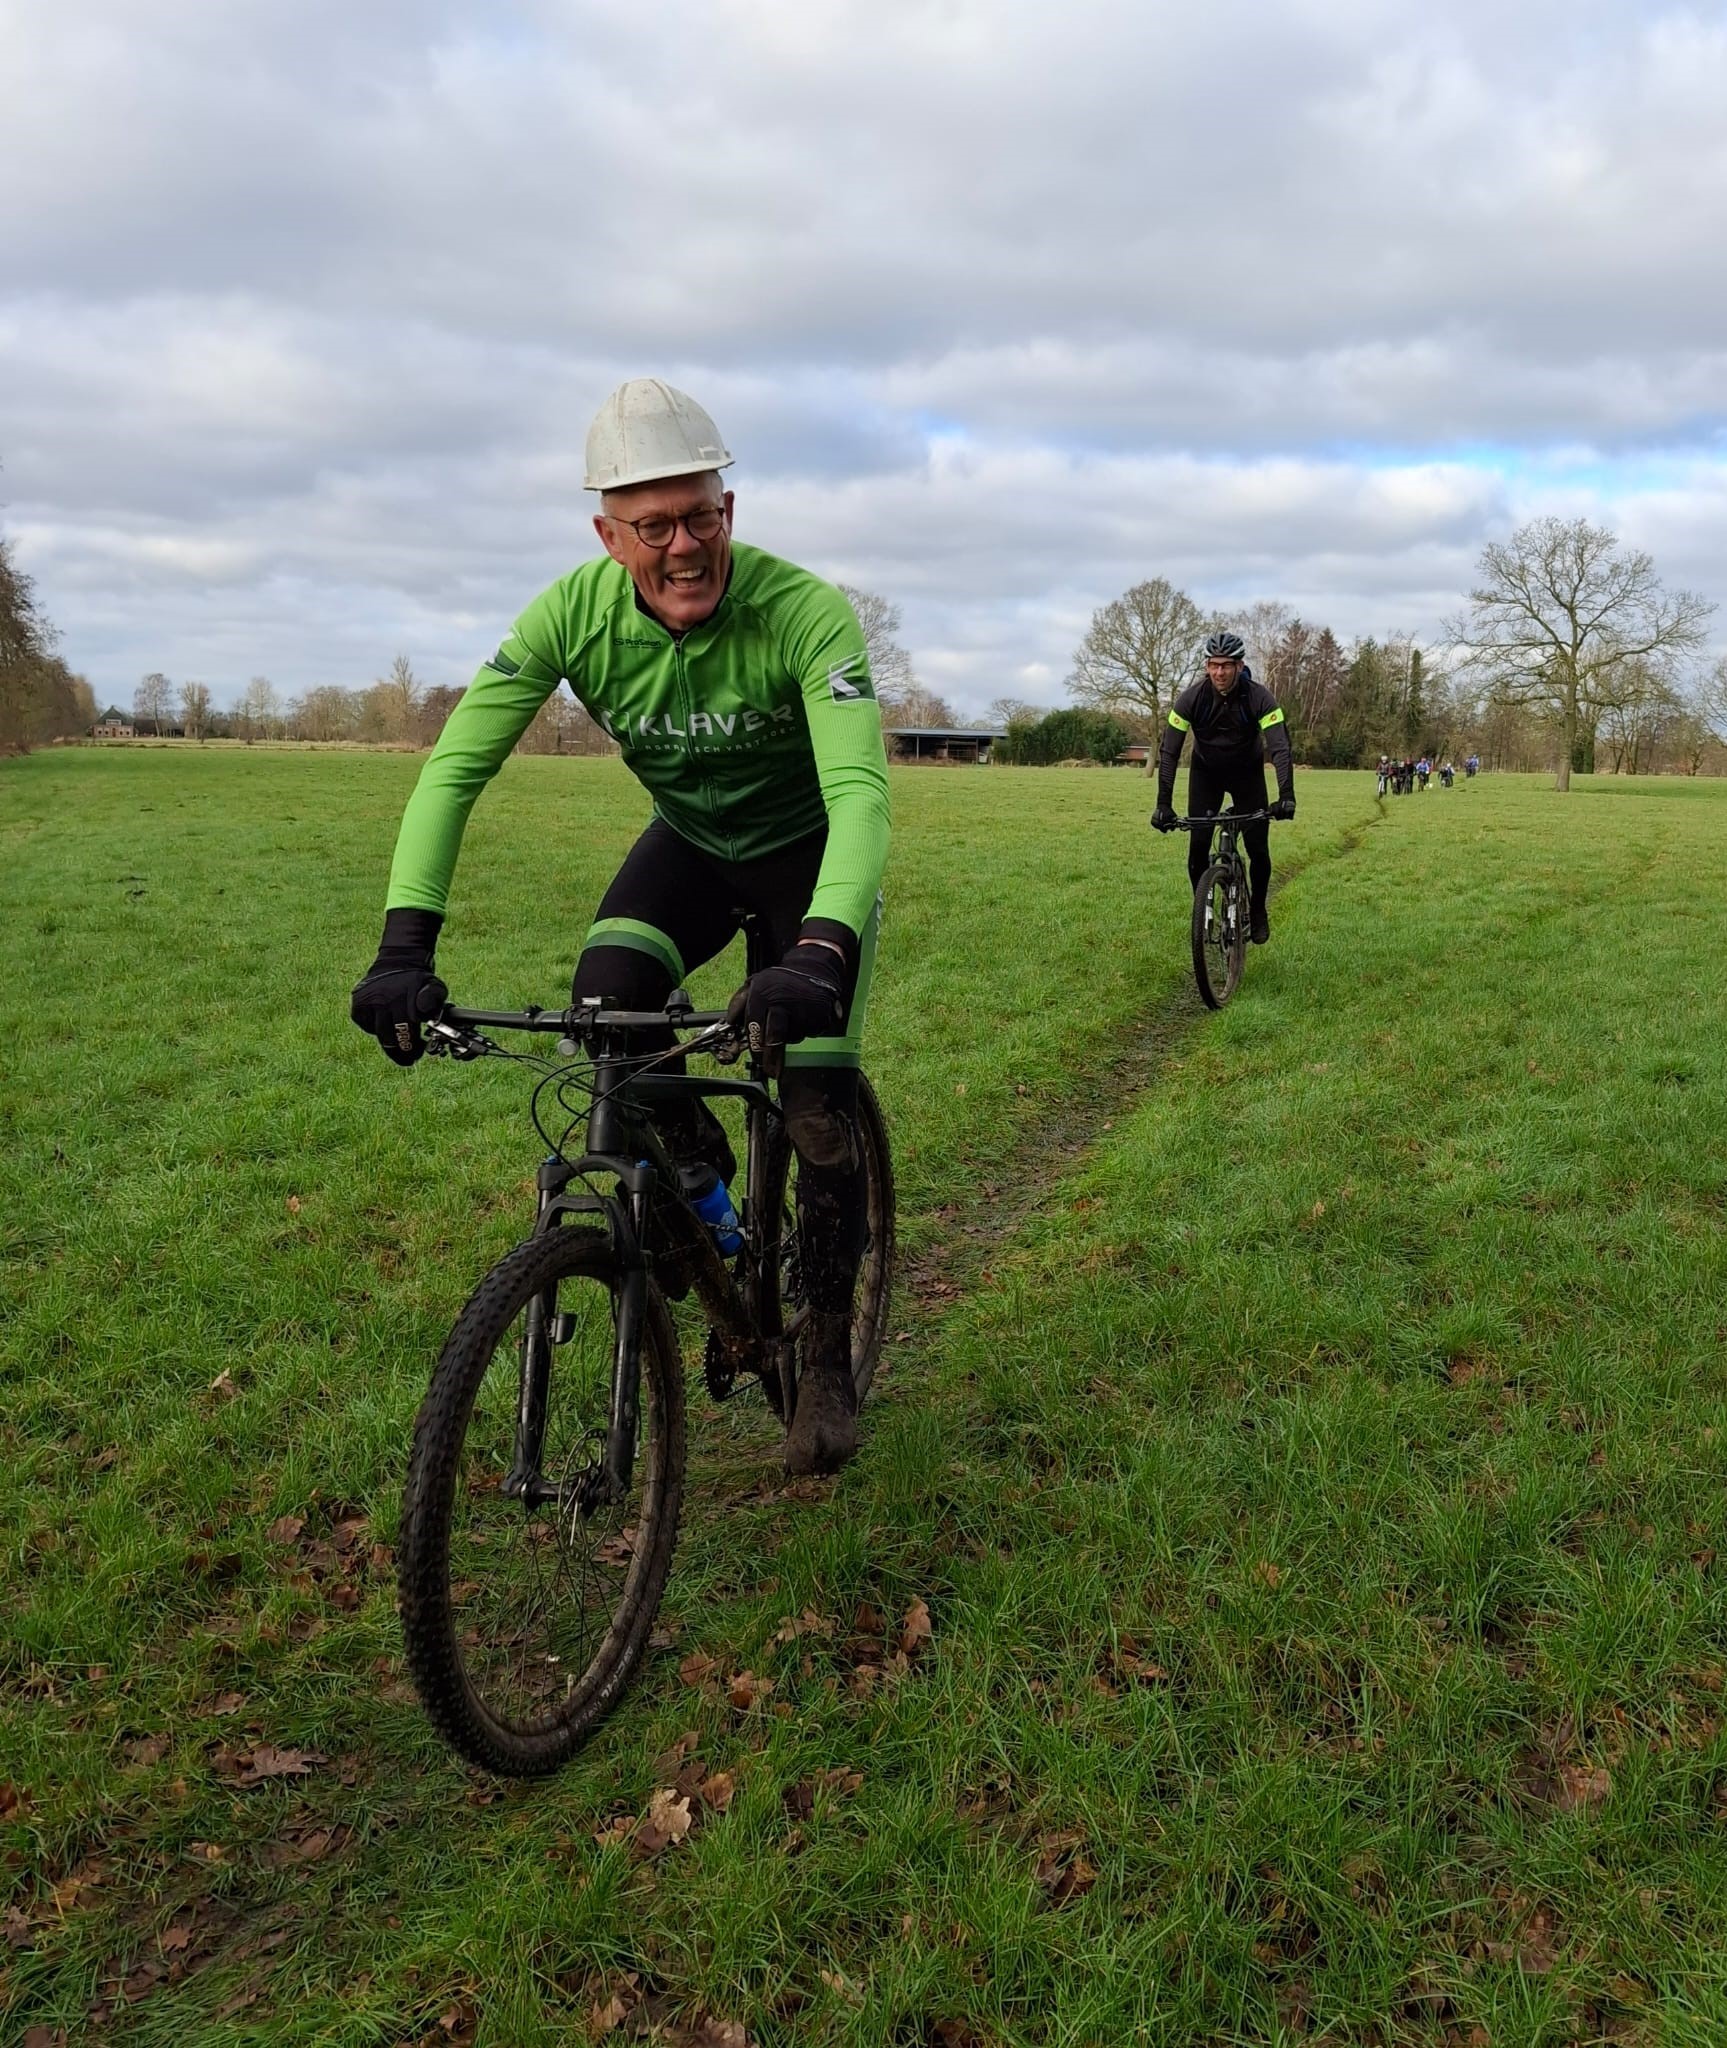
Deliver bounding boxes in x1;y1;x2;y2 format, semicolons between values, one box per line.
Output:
351;380;892;1475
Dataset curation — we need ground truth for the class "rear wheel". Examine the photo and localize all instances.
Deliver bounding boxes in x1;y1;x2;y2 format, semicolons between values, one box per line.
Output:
756;1074;896;1412
1192;861;1244;1008
398;1226;684;1776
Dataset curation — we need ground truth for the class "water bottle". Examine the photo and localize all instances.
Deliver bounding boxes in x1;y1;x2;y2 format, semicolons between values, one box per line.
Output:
680;1164;743;1257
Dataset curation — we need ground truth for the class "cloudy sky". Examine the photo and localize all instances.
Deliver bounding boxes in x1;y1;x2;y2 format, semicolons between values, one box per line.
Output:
4;0;1725;715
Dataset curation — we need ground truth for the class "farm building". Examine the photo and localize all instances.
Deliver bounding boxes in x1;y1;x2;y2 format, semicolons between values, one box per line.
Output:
884;726;1007;764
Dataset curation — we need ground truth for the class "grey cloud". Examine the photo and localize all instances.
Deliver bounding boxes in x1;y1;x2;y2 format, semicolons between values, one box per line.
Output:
3;0;1725;708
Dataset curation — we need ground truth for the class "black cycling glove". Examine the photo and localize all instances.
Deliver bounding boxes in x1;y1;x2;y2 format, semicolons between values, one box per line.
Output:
1272;794;1296;820
351;908;448;1067
727;940;848;1080
1151;802;1178;833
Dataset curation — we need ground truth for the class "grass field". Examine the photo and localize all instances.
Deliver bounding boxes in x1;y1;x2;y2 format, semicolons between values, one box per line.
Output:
4;749;1726;2047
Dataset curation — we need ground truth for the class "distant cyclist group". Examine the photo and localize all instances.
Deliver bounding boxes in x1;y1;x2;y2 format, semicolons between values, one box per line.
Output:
1377;752;1477;797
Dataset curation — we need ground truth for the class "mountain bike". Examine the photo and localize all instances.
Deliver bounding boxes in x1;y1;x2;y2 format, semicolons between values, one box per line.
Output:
395;921;895;1777
1175;807;1275;1010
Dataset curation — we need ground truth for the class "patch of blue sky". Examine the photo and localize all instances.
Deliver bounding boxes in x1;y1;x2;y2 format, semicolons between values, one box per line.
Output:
1319;439;1726;493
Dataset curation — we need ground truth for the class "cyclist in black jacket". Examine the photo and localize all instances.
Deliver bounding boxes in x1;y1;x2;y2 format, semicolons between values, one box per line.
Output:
1152;630;1295;945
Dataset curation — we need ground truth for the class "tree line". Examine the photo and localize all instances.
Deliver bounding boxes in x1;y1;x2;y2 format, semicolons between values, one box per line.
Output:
11;511;1726;786
102;657;614;756
0;532;96;752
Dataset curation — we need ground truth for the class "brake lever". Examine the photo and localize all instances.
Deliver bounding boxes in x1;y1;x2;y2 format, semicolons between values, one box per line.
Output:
426;1019;490;1062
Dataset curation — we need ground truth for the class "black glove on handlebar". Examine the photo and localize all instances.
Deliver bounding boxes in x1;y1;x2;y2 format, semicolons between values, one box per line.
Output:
726;940;848;1080
1272;794;1296;820
1151;803;1178;833
351;907;448;1067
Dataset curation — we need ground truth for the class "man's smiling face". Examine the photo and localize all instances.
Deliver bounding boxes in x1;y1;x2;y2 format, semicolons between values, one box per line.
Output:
595;470;734;633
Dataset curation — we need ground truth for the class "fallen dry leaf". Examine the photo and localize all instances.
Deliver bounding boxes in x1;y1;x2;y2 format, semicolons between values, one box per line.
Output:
0;1782;26;1821
159;1923;194;1954
1035;1828;1098;1907
688;2020;750;2048
653;1729;701;1776
595;1527;639;1567
1253;1560;1283;1591
266;1514;304;1546
726;1671;773;1711
635;1794;696;1859
124;1734;170;1769
678;1650;719;1688
221;1744;326;1787
901;1598;933;1658
1557;1763;1613;1811
819;1967;863;2005
697;1770;737;1813
588;1974;641;2037
773;1607;836;1645
208;1370;238;1400
286;1194;302;1213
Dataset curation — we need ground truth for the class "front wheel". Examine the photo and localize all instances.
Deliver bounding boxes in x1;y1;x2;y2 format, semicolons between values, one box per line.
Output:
1192;861;1246;1009
398;1225;685;1776
757;1073;896;1411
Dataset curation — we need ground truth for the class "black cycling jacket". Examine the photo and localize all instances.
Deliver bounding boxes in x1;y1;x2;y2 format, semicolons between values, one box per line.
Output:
1157;666;1294;806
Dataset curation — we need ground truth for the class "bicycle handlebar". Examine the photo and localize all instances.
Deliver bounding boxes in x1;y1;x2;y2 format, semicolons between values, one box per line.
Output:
440;1002;731;1034
1173;809;1277;829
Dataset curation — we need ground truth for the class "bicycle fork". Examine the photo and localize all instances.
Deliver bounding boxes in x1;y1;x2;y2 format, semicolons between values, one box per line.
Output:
504;1159;653;1514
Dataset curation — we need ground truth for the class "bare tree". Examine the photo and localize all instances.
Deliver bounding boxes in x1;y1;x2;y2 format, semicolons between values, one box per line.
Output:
365;652;420;742
134;671;174;734
988;696;1041;729
1;530;59;750
1595;659;1681;774
1448;517;1713;792
1067;578;1204;741
415;683;466;747
235;675;281;742
882;681;958;728
516;686;618;756
1697;656;1727;744
289;685;359;742
179;679;212;742
836;585;916;700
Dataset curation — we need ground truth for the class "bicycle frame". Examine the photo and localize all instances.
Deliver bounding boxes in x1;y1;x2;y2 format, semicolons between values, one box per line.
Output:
431;997;786;1516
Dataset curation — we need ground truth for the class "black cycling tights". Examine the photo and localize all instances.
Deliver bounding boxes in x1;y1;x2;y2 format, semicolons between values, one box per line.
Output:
571;821;865;1315
1185;758;1271;912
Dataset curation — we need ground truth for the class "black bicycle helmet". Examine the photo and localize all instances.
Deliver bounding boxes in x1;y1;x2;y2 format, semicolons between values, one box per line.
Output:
1204;631;1246;661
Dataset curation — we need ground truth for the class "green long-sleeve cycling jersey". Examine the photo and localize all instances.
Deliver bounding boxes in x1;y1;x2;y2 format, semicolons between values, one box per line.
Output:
385;545;891;938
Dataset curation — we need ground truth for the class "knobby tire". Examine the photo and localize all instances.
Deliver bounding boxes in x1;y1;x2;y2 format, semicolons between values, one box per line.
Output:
1192;861;1245;1009
398;1225;684;1776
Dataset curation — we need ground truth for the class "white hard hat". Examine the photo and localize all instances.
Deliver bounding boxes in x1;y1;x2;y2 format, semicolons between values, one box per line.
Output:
583;378;734;492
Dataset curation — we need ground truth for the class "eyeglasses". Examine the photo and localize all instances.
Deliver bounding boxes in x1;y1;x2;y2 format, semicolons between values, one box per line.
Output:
607;505;728;549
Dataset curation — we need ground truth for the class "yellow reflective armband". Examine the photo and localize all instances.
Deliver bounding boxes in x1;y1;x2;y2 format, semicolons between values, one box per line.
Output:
1167;710;1191;732
1259;707;1285;730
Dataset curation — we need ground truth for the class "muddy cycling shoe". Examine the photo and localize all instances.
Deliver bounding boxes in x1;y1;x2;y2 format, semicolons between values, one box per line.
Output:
1250;906;1271;945
783;1309;858;1476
